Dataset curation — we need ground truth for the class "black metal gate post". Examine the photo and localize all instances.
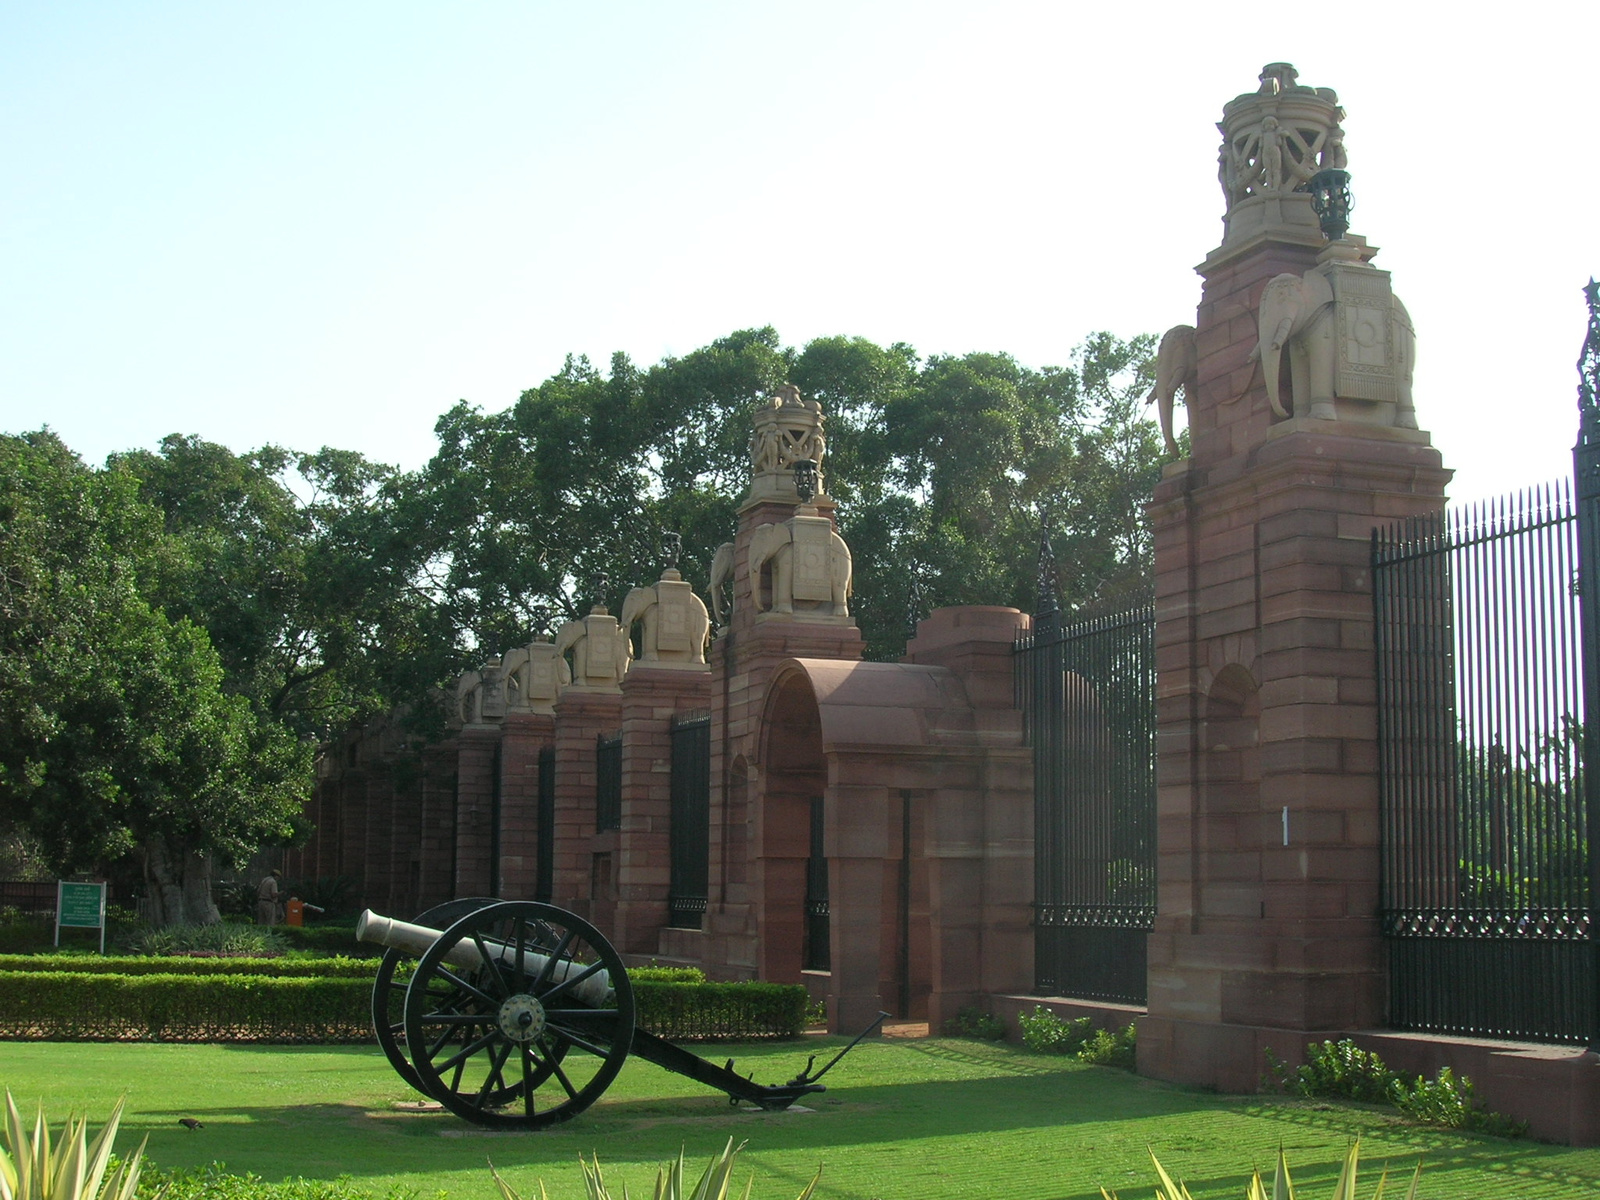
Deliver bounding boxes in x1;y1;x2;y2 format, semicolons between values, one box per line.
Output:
1575;279;1600;1050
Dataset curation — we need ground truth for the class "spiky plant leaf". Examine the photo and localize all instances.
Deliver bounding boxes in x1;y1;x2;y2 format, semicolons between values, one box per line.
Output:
1273;1143;1292;1200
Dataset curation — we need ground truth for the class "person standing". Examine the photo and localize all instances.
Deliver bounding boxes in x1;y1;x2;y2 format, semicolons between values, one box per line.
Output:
256;870;282;926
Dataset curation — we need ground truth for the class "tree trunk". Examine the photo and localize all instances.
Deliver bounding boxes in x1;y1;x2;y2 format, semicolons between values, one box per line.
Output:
140;837;221;926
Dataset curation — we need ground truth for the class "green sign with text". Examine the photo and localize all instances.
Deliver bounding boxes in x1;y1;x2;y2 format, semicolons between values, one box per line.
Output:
57;882;104;928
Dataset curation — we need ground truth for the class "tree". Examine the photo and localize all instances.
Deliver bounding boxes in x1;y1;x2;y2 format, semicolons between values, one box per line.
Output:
109;434;448;744
0;432;311;923
401;328;1163;664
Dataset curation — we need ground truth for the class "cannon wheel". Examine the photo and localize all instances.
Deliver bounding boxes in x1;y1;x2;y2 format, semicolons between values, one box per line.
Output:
372;897;499;1098
404;901;635;1128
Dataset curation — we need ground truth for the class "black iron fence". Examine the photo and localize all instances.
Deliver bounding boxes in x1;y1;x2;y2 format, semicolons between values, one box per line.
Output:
1373;482;1595;1043
595;733;622;833
1015;595;1157;1003
536;746;554;903
668;715;711;929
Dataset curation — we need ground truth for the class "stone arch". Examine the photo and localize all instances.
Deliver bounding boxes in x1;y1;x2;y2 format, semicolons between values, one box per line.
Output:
1197;663;1263;932
756;669;826;985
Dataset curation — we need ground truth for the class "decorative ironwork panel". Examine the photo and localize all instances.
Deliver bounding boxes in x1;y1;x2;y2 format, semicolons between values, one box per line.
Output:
1373;483;1596;1044
595;733;622;833
1015;597;1157;1004
536;746;554;903
668;715;711;929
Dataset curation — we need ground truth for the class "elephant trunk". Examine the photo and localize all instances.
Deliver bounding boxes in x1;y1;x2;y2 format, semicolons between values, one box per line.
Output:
1261;315;1293;419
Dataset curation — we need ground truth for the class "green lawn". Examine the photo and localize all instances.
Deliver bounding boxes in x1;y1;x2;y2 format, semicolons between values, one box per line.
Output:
0;1037;1596;1200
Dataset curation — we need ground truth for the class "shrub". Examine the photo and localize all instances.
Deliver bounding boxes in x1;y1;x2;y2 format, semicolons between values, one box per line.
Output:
941;1006;1006;1040
0;954;377;978
1077;1023;1137;1068
0;1092;147;1200
633;980;807;1040
490;1138;820;1200
0;969;801;1043
1269;1038;1399;1104
1266;1039;1528;1138
1018;1006;1093;1054
1102;1141;1421;1200
138;1163;411;1200
276;925;375;958
0;972;373;1042
124;924;287;958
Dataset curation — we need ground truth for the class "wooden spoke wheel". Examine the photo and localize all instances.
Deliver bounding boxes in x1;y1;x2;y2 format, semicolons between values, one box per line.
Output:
403;901;635;1128
372;897;500;1098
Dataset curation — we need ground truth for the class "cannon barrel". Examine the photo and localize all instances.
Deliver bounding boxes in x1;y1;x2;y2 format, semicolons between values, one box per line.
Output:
356;907;615;1007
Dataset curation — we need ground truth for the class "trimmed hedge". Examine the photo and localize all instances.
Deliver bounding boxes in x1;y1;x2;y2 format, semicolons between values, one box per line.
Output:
0;972;372;1041
0;971;805;1042
0;954;378;977
634;980;805;1039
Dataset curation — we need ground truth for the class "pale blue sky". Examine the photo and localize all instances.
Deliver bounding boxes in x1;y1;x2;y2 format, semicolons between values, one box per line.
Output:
3;2;1596;502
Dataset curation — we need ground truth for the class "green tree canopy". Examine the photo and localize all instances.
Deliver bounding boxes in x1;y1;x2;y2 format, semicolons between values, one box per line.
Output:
0;432;310;922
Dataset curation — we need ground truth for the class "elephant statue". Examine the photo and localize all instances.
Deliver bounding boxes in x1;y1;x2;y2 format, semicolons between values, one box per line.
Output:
1247;267;1416;428
708;541;735;626
620;571;710;665
1147;324;1197;458
747;517;852;617
553;609;631;688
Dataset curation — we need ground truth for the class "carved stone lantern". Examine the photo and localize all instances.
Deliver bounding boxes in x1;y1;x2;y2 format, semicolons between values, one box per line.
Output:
1308;168;1353;241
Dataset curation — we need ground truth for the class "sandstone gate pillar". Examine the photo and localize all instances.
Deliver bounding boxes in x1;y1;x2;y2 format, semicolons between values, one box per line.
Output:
1138;64;1450;1091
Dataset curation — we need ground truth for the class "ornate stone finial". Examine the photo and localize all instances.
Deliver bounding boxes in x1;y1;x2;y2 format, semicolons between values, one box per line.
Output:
1217;64;1347;249
1258;63;1299;95
588;572;610;614
530;604;552;639
744;386;828;509
660;529;682;572
1578;279;1600;449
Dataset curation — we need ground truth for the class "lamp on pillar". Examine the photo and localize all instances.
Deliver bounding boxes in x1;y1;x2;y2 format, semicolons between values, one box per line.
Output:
1308;168;1354;241
792;458;818;504
660;529;682;571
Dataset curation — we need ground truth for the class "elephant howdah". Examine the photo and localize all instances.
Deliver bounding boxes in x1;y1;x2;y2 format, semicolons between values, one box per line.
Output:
360;898;885;1128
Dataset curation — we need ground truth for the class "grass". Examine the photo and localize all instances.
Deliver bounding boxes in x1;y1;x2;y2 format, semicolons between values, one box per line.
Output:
0;1037;1597;1200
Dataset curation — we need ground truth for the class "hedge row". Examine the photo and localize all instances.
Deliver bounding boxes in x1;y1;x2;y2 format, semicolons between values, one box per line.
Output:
0;972;805;1042
0;955;379;977
0;972;372;1042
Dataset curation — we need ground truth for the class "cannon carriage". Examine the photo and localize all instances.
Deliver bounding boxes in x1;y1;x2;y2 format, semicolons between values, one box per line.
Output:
359;899;882;1128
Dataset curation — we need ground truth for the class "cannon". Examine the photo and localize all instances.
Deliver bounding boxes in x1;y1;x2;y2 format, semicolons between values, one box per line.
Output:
358;898;885;1128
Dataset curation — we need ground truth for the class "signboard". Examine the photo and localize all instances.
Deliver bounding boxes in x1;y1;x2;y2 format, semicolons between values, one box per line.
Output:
55;881;106;953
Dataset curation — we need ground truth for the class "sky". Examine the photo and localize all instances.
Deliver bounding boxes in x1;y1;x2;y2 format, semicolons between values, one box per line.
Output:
3;2;1597;504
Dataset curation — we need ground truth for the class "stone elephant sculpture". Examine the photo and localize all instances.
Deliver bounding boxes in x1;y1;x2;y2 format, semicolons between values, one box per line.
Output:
1247;269;1416;427
620;580;710;663
1147;324;1197;458
553;612;631;686
708;541;735;626
747;520;851;616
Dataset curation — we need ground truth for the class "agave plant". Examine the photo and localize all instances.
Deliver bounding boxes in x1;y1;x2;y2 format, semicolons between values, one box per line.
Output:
491;1137;820;1200
0;1093;148;1200
1103;1141;1421;1200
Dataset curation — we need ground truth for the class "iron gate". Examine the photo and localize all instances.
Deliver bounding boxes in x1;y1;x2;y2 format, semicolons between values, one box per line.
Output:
668;714;711;929
1374;484;1594;1043
1015;592;1157;1003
